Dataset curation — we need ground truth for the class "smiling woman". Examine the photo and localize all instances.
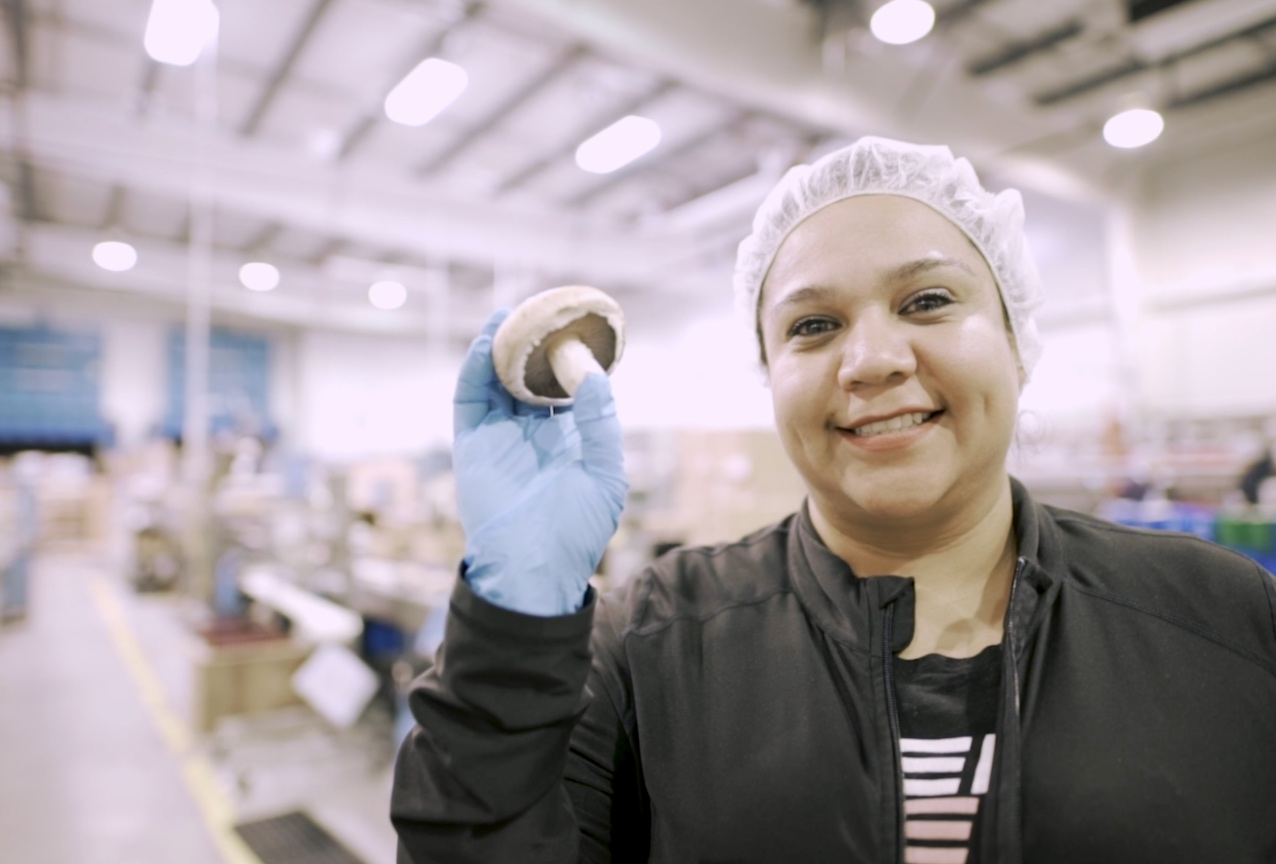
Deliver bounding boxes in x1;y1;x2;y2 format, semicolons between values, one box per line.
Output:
391;137;1276;864
759;194;1024;648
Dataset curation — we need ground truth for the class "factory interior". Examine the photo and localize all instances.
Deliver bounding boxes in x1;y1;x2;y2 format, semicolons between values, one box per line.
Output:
2;0;1275;861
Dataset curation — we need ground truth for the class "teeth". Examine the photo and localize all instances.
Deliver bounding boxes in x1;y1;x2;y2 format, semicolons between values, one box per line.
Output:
851;411;932;437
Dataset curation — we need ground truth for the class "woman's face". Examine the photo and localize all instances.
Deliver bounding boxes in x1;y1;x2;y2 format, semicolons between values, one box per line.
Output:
759;194;1022;530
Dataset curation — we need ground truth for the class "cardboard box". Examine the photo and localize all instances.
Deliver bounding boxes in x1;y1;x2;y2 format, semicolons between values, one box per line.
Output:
193;622;312;734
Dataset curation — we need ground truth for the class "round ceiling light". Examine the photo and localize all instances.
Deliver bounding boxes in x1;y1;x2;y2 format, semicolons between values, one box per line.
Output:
369;280;407;310
1103;108;1164;149
239;262;280;292
870;0;936;45
92;241;138;272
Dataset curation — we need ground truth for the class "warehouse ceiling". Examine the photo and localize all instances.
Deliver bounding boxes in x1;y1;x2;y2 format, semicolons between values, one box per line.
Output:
1;0;1274;342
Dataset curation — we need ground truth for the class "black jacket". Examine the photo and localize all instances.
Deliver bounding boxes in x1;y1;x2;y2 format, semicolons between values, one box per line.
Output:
392;479;1276;862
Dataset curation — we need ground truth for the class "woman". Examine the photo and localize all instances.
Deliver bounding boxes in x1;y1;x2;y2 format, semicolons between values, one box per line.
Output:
391;138;1276;863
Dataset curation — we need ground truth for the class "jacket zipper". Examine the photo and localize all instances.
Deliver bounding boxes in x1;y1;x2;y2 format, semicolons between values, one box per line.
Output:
1006;557;1026;716
993;556;1028;864
882;602;904;864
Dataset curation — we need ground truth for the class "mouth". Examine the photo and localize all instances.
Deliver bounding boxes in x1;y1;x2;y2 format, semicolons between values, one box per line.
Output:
841;410;942;438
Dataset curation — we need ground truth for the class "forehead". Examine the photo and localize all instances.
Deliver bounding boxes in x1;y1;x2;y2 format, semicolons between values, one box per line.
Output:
762;195;992;302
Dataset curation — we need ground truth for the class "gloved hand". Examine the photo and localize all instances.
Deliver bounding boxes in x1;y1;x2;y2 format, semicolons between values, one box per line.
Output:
453;309;628;616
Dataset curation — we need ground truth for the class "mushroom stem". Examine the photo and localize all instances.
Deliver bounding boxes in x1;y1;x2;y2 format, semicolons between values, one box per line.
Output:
546;334;605;397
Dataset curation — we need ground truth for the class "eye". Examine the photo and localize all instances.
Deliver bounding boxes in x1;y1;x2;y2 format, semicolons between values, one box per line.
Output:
901;289;954;315
788;317;839;338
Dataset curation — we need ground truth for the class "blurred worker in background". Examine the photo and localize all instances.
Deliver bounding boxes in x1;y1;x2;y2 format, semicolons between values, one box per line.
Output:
1239;423;1276;506
391;138;1276;863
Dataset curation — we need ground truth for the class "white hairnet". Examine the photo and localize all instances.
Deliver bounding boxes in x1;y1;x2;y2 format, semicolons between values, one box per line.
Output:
734;136;1044;378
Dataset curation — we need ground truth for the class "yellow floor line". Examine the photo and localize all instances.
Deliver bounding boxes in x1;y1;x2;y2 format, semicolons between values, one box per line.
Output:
88;576;262;864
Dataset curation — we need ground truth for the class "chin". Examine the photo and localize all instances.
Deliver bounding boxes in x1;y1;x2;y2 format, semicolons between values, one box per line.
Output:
837;470;951;522
850;490;942;523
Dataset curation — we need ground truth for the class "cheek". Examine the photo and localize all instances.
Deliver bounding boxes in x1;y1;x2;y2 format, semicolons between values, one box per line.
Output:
940;321;1022;411
767;362;822;436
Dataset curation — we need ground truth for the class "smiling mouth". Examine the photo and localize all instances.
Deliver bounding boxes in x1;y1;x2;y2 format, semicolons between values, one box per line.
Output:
844;410;941;438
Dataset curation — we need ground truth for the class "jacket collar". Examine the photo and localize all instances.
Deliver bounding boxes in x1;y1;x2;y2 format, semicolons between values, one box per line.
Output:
1006;477;1064;658
785;477;1063;655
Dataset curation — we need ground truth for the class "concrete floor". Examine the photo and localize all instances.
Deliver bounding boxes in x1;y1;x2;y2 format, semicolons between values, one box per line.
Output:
0;553;400;864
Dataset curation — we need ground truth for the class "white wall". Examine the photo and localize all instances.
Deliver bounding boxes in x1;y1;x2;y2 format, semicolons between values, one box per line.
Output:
612;309;774;432
1014;186;1122;431
100;318;167;448
281;302;778;463
1132;134;1276;419
294;330;457;461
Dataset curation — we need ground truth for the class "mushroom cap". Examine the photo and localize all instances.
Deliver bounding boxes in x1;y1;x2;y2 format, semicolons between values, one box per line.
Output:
492;285;626;407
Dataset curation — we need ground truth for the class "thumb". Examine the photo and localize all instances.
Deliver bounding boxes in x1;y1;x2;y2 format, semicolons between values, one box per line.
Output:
572;373;625;486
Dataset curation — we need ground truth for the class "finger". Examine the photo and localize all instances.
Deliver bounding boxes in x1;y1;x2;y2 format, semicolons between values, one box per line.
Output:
572;373;625;483
453;309;512;437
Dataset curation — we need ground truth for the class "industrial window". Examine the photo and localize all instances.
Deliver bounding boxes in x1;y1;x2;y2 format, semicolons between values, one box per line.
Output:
0;325;111;455
164;327;276;442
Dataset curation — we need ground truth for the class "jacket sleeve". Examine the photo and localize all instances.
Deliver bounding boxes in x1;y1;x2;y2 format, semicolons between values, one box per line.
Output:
567;583;650;862
390;574;646;863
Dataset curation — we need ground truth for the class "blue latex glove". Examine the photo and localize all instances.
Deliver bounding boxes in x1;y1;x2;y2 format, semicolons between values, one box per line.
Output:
453;309;628;616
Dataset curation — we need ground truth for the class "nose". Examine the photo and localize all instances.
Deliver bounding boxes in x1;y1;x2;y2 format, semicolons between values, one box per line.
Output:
835;312;917;391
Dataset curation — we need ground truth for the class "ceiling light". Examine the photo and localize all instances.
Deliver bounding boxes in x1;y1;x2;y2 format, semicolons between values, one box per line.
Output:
306;128;342;161
870;0;935;45
369;280;407;310
575;116;662;174
143;0;220;67
384;59;468;127
1103;108;1164;149
239;262;280;292
92;241;138;272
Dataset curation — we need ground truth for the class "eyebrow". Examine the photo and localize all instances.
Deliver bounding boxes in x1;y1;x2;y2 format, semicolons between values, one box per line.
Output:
886;255;978;283
768;255;978;314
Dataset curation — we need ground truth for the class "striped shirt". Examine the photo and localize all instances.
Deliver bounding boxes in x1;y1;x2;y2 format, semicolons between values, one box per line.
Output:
893;645;1002;864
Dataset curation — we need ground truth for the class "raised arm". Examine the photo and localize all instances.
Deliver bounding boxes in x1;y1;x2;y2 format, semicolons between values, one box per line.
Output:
391;310;636;862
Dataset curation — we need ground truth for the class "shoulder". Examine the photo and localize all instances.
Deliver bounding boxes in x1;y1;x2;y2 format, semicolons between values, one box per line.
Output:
1042;504;1276;658
597;513;798;641
1045;503;1262;586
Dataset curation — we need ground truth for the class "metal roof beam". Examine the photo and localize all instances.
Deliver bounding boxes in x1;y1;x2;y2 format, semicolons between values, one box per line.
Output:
935;0;1000;27
492;79;676;196
99;185;126;230
133;60;162;118
2;92;704;283
12;159;36;222
1034;58;1145;106
1035;14;1276;105
3;0;28;88
307;236;346;266
2;0;37;225
661;132;822;214
239;0;337;136
241;221;284;253
968;19;1085;76
1167;60;1276;110
416;43;586;177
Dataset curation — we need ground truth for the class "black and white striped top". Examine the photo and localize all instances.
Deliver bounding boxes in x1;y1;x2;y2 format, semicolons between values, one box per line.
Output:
894;645;1002;864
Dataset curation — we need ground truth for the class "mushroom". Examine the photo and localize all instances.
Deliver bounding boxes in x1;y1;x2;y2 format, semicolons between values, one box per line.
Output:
492;285;625;407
